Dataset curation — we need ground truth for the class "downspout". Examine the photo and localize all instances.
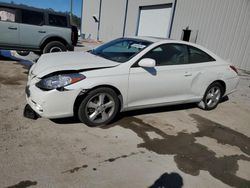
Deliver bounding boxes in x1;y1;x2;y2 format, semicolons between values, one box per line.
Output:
123;0;129;37
168;0;177;38
97;0;102;41
80;0;83;35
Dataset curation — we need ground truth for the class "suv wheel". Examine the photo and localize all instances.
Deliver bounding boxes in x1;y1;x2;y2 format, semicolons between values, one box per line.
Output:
43;41;67;54
16;51;30;56
78;88;120;127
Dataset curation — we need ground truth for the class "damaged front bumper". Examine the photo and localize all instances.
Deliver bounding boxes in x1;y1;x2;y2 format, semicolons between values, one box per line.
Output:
25;83;82;119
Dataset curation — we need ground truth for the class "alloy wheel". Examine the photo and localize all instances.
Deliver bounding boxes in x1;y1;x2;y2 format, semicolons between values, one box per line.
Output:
205;86;221;108
85;93;115;124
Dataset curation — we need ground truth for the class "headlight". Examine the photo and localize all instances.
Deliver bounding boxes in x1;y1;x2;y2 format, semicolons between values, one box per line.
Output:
36;73;86;90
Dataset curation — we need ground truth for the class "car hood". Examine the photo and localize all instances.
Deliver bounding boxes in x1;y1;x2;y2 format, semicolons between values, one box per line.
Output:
31;51;119;78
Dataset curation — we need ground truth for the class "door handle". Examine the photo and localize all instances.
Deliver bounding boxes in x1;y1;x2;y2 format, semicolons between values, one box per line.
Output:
38;30;46;33
8;26;17;30
184;72;192;77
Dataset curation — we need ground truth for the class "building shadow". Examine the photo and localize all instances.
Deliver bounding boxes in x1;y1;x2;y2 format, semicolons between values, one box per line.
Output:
149;172;183;188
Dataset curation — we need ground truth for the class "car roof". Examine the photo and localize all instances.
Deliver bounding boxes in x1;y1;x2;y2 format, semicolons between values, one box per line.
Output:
125;36;221;61
126;36;173;43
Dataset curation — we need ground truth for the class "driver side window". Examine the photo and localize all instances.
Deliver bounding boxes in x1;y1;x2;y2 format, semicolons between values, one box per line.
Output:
143;44;189;66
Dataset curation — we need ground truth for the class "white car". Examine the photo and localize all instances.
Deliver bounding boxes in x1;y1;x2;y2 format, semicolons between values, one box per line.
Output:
25;37;239;126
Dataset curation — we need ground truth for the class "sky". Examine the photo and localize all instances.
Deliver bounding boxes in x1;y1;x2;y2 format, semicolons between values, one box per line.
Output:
0;0;82;17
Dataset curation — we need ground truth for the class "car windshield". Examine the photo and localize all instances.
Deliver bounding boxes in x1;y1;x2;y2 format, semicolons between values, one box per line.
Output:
89;38;152;63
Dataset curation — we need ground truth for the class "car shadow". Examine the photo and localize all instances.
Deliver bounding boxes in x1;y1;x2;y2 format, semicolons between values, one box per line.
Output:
50;116;82;124
51;96;229;126
0;54;13;61
51;103;197;125
76;44;85;47
0;50;33;70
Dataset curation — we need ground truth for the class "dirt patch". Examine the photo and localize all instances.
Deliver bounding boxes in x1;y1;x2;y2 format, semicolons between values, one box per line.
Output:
0;61;28;85
114;116;250;188
0;74;26;85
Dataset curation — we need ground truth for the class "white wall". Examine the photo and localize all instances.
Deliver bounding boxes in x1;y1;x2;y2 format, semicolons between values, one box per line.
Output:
81;0;100;40
171;0;250;71
99;0;127;42
82;0;174;41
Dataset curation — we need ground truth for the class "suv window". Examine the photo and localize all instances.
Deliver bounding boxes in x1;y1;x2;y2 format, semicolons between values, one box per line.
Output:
189;46;215;63
0;7;15;22
143;44;189;66
21;10;44;25
48;14;67;27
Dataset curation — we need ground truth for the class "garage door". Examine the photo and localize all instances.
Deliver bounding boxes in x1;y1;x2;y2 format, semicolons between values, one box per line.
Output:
137;4;173;38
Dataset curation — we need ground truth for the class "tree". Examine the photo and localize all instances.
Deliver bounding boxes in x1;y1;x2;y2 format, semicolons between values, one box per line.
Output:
71;14;81;29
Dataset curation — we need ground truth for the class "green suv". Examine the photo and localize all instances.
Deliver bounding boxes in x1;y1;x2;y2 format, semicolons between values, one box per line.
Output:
0;2;78;54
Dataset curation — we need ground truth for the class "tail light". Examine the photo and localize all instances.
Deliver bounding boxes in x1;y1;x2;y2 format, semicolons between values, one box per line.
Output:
230;65;238;75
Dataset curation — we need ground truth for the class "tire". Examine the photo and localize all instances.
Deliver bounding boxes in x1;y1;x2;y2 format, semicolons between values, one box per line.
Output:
16;51;30;56
78;88;120;127
201;82;223;110
42;41;67;54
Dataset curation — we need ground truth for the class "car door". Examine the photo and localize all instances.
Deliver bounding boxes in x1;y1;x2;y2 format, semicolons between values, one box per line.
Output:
0;7;19;46
184;45;218;97
128;43;196;108
19;9;46;48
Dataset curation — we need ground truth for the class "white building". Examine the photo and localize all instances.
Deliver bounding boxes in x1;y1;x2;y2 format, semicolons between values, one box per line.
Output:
82;0;250;71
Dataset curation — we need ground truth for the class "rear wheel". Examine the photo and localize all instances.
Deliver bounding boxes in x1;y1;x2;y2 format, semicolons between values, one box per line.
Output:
43;41;67;54
201;82;223;110
78;88;120;127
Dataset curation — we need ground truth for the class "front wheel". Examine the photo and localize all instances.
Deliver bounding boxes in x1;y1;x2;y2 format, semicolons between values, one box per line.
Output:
78;88;120;127
200;83;223;110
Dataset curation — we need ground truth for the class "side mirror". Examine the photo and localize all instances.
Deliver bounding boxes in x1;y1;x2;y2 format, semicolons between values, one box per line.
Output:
138;58;156;68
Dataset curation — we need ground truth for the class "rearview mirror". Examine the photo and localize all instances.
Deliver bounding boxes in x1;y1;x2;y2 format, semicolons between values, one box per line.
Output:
138;58;156;68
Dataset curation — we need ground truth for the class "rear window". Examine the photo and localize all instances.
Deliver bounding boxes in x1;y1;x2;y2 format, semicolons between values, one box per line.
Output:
0;7;16;22
48;14;67;27
21;10;44;25
189;46;215;63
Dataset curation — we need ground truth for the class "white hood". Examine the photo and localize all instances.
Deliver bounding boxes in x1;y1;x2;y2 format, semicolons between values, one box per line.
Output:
31;51;119;77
